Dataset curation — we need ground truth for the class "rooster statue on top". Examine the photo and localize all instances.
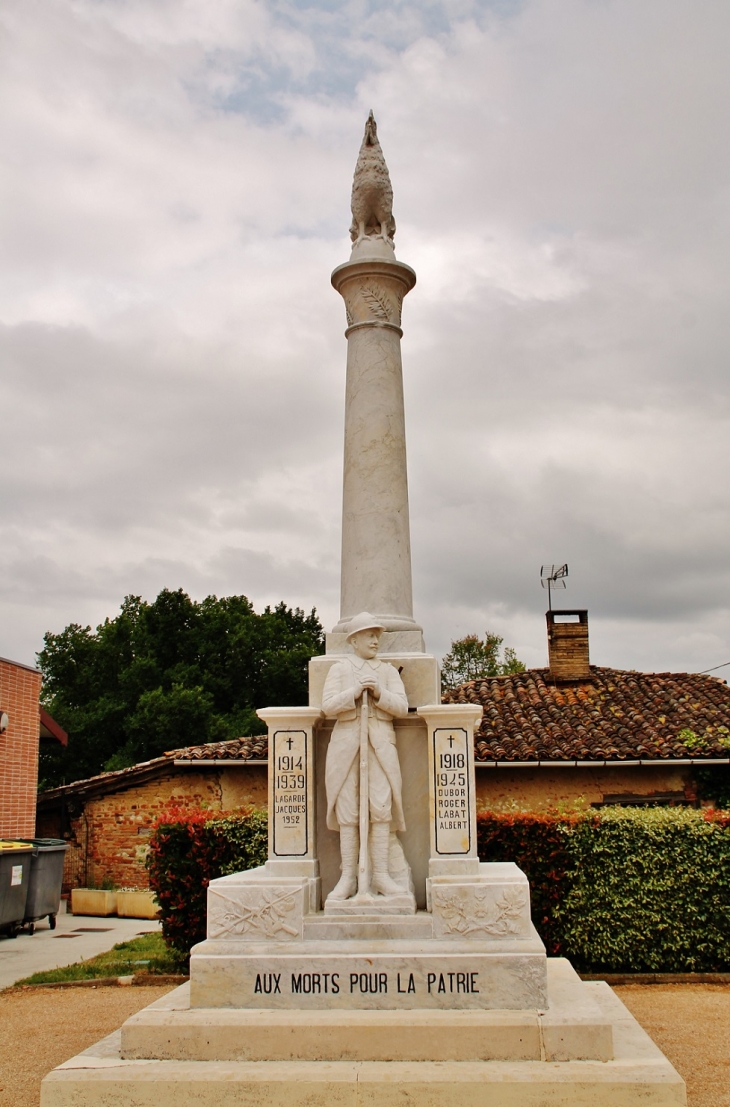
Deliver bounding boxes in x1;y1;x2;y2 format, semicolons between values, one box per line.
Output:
349;111;396;247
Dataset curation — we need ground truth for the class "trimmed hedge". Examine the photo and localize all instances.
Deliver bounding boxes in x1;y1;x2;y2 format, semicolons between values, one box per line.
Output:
148;805;730;971
147;807;267;959
478;806;730;972
559;807;730;971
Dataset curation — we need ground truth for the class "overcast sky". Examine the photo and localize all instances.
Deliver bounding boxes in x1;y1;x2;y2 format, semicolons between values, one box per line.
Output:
2;0;730;676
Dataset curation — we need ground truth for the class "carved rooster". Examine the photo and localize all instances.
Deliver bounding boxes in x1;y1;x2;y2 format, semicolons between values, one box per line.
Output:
349;111;396;245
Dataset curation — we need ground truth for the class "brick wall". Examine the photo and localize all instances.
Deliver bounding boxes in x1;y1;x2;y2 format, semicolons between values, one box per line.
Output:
0;657;42;838
36;764;267;891
475;763;695;811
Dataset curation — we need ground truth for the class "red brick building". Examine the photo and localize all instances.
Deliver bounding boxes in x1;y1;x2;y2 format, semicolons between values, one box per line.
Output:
0;655;67;837
36;736;267;891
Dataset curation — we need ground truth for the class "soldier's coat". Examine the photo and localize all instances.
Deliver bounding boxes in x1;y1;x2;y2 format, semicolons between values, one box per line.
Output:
322;655;409;831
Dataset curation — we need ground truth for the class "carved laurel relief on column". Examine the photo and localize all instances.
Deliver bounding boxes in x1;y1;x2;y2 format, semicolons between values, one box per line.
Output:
343;279;404;328
361;285;390;321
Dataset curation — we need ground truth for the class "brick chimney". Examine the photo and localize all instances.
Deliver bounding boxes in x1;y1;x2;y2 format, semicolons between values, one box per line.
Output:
547;610;590;681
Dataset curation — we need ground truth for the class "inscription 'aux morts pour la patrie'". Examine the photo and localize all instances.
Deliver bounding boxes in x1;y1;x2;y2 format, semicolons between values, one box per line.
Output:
253;970;480;996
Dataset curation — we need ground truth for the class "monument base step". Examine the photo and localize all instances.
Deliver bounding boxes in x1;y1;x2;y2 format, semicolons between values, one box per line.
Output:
41;982;686;1107
122;961;611;1063
188;927;548;1010
303;913;433;941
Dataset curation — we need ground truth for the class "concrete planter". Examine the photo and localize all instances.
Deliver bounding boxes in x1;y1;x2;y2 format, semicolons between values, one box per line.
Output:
71;889;118;917
117;890;159;919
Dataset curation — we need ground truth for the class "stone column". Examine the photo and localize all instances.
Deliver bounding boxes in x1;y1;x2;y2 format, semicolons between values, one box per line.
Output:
329;245;423;650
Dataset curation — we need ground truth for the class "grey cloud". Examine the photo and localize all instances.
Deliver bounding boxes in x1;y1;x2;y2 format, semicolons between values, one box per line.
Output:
1;0;730;682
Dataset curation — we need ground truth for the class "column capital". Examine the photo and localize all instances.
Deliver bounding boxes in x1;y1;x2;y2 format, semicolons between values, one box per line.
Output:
331;257;416;333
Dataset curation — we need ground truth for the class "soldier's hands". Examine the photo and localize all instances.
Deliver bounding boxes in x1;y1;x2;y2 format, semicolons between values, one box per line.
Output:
359;677;381;701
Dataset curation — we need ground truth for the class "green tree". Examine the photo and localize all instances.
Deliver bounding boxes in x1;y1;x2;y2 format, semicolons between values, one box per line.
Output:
37;589;324;788
441;632;525;693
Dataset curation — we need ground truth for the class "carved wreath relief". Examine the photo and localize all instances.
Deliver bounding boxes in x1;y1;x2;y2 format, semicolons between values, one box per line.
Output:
432;885;528;939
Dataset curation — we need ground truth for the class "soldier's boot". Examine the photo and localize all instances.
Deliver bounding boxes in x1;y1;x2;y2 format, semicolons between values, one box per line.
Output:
369;822;402;896
329;824;359;900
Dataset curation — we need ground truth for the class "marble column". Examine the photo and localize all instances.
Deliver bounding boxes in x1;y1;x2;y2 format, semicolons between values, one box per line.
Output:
329;240;423;649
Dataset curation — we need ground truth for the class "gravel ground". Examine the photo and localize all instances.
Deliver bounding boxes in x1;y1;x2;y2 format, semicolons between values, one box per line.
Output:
0;985;173;1107
1;982;728;1107
613;983;730;1107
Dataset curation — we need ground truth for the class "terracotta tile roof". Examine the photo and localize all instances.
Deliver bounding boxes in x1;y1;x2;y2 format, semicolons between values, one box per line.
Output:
167;735;268;762
37;735;268;802
442;667;730;763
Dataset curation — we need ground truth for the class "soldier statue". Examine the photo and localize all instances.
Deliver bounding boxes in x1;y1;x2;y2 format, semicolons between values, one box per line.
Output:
322;612;409;899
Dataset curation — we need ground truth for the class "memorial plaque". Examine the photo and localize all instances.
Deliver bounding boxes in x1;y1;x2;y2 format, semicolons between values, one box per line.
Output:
272;730;308;856
432;727;471;855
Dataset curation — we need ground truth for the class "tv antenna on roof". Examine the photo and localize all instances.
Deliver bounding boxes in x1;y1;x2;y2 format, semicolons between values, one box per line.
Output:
541;563;568;612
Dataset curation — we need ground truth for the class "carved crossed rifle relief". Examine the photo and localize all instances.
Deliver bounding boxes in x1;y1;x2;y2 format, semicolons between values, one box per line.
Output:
208;887;302;941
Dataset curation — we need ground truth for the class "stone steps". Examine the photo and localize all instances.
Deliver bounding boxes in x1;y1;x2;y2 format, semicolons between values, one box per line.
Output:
121;961;612;1064
41;983;685;1107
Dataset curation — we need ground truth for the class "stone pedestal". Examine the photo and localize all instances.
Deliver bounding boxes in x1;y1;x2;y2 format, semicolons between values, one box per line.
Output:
189;930;548;1011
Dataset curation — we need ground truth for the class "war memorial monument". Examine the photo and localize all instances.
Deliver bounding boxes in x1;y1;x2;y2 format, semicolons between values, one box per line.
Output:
42;114;686;1107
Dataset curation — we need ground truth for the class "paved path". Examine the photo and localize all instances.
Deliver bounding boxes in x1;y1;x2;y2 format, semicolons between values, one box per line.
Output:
0;906;161;989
